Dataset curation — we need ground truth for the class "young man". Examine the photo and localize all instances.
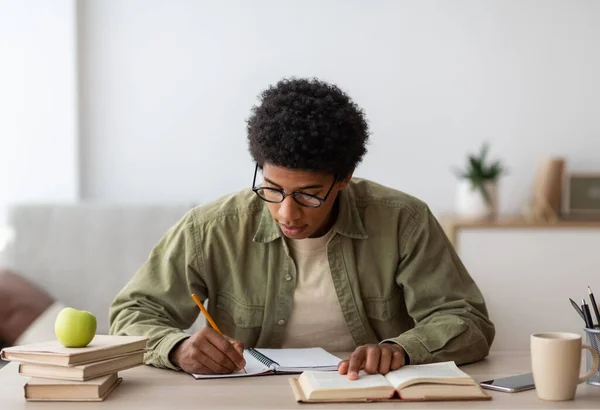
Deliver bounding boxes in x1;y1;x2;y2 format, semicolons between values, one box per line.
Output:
109;78;494;380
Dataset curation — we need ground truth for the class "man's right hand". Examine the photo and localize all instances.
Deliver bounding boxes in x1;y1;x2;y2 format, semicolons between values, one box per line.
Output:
169;327;246;374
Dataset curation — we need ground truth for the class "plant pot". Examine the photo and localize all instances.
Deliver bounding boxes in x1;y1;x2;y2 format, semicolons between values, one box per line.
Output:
455;180;498;219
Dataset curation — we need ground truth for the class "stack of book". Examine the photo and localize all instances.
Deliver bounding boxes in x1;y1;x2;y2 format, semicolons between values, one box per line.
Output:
0;335;147;402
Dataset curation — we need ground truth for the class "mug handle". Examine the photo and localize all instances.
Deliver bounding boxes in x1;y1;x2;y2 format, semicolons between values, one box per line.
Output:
578;344;600;384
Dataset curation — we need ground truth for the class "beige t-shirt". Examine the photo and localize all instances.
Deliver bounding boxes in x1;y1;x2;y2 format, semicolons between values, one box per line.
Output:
281;229;356;352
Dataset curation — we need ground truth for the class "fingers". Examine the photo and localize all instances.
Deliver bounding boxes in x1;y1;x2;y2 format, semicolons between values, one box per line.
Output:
363;346;381;374
227;337;245;357
191;346;235;373
341;345;406;380
347;348;367;380
200;340;241;373
337;360;349;375
390;350;404;371
378;346;393;374
203;329;246;370
180;328;246;374
205;331;246;369
188;362;213;374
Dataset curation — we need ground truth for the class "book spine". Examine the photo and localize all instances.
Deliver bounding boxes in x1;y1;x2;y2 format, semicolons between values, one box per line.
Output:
246;348;278;368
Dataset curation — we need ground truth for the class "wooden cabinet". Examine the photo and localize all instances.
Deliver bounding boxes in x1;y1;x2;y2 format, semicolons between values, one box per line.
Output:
441;216;600;352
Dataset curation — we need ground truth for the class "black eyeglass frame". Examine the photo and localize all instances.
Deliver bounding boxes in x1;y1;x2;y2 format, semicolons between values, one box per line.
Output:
251;164;338;208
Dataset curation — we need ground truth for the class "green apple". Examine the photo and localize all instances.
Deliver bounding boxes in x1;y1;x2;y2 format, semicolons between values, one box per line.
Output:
54;307;97;347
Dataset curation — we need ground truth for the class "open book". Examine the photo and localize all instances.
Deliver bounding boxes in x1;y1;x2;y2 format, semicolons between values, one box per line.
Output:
290;361;491;403
192;347;340;379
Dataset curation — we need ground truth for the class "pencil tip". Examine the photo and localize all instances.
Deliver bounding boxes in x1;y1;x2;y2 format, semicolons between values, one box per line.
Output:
589;286;593;294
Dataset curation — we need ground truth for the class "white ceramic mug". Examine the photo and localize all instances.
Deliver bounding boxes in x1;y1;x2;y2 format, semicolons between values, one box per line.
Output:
531;332;600;401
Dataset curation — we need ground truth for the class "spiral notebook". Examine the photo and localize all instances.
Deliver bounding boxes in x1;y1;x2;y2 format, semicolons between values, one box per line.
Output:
192;347;340;379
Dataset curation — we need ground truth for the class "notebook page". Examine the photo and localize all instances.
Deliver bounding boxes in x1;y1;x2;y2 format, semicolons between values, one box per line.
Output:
256;348;340;371
191;349;271;379
385;361;474;390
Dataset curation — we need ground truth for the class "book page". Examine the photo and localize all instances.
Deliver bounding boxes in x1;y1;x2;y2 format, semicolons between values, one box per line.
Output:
297;370;396;401
191;350;271;379
302;370;390;389
399;383;489;400
385;361;474;390
256;347;340;370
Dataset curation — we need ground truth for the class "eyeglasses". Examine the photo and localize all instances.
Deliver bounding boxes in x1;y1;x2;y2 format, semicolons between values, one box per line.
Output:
251;164;337;208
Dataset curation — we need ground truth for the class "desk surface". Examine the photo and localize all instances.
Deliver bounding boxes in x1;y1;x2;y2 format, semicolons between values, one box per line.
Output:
1;352;599;409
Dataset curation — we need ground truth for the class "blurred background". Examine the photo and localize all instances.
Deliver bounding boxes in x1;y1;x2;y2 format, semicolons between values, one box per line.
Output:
2;0;599;210
1;0;599;357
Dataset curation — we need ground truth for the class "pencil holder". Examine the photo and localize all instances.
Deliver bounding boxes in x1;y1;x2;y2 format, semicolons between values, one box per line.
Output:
584;328;600;386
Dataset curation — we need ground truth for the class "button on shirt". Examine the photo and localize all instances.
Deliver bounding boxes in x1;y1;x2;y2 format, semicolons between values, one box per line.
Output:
281;228;356;352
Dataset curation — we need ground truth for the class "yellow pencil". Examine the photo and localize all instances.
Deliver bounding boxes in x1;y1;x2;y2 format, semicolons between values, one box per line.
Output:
191;293;246;373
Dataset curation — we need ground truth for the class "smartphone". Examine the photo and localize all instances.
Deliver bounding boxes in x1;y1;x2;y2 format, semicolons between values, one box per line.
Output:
480;373;535;393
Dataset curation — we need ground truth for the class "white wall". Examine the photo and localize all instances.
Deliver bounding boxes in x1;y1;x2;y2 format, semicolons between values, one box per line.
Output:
0;0;78;204
80;1;600;212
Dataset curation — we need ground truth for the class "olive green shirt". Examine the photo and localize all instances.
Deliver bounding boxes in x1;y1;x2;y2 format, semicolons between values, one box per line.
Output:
109;178;494;370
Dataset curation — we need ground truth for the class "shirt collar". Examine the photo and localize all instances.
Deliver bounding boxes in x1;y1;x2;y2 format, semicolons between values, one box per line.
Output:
252;186;368;243
252;205;281;243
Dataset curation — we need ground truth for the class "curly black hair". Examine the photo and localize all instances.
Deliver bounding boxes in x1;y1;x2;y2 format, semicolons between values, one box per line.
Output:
247;77;369;178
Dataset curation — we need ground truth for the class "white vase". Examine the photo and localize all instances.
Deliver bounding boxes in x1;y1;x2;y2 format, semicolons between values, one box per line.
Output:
455;180;498;219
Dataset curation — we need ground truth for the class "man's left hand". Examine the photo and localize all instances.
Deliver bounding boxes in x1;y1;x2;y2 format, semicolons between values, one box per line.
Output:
338;343;406;380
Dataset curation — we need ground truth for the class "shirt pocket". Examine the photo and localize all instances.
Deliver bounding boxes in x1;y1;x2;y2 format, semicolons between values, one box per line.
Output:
362;288;413;341
214;292;264;346
362;288;404;322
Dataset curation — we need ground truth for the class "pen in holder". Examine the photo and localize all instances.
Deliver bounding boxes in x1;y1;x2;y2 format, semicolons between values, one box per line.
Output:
583;327;600;386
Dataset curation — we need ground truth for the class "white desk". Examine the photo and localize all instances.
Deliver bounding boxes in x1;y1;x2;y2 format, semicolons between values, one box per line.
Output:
1;352;599;409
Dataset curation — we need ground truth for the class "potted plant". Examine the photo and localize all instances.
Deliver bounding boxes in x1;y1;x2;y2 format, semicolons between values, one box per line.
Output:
453;142;506;219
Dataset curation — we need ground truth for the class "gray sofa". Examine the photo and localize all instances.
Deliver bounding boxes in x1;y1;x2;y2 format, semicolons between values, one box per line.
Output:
0;203;205;338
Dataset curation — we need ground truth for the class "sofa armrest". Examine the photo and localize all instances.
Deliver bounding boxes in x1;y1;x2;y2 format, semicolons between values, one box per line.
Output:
0;270;55;345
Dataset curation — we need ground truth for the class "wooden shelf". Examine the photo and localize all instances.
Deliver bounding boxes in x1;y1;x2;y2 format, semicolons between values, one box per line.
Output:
439;214;600;247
